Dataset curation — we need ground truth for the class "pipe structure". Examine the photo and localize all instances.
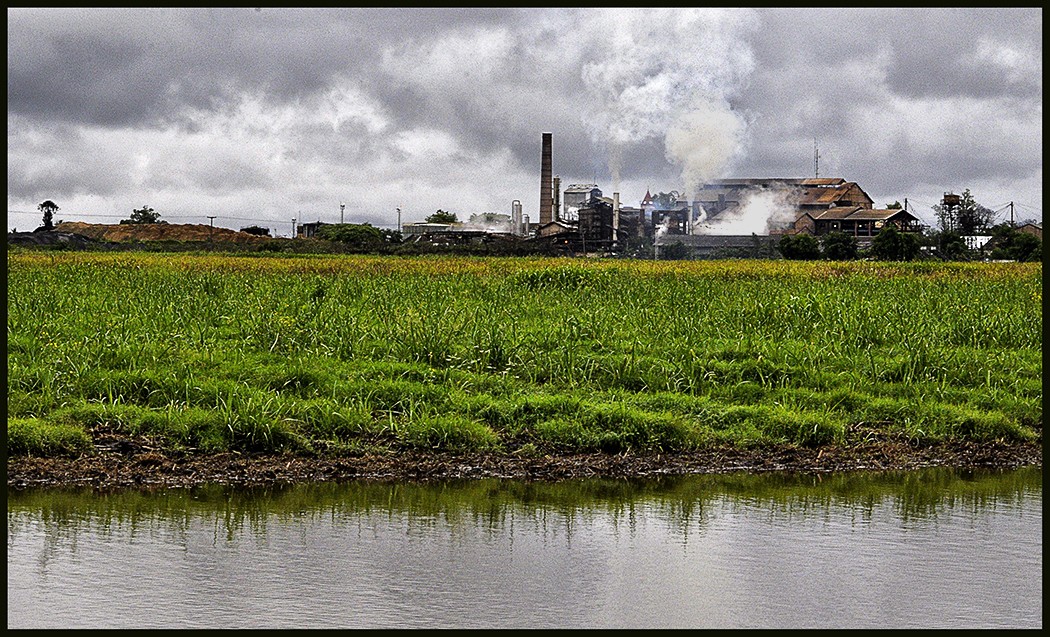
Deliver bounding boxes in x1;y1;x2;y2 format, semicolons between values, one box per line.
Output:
511;199;522;236
553;176;561;222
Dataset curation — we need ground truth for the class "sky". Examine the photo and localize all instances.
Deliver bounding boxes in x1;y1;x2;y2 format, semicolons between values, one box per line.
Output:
7;7;1043;236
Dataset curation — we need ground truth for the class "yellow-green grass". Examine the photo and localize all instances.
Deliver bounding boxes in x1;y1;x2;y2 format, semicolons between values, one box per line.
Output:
7;253;1041;457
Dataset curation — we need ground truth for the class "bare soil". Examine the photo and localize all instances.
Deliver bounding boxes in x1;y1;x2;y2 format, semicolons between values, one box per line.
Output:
7;426;1042;490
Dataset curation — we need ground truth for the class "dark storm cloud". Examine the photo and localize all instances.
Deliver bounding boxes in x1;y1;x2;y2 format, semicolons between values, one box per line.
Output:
7;8;537;128
6;8;1041;232
732;7;1041;207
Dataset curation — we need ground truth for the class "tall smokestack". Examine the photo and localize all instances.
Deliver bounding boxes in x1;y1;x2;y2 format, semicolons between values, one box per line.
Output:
539;132;553;225
613;192;620;244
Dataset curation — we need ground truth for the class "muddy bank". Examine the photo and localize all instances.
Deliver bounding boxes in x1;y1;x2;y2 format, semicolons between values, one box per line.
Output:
7;436;1042;491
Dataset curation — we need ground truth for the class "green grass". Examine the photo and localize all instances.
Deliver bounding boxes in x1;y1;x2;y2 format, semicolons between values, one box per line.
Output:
7;253;1042;457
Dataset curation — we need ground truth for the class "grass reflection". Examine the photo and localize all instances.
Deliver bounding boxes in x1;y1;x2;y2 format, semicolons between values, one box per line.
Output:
8;466;1040;546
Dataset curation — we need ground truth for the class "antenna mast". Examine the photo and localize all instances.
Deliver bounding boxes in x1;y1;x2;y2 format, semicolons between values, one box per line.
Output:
814;139;820;178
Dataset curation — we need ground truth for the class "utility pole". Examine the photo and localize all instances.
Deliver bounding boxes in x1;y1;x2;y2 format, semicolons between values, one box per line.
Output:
1010;201;1015;226
206;215;216;245
340;202;345;224
397;207;402;233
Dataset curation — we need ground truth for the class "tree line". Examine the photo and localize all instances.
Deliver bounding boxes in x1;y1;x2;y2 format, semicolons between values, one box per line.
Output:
27;196;1042;262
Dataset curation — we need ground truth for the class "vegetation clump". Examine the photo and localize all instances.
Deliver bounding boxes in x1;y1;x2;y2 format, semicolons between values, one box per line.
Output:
6;254;1041;464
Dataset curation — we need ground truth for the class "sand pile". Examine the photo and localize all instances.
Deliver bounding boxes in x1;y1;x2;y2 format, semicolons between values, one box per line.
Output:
54;222;274;243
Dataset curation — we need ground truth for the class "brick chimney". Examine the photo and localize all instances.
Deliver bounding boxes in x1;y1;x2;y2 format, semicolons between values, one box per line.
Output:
539;133;553;225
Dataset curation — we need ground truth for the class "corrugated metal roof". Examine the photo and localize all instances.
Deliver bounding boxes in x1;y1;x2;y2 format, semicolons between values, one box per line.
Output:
811;206;864;220
798;182;873;206
705;178;805;186
847;208;918;221
810;208;918;222
799;178;846;186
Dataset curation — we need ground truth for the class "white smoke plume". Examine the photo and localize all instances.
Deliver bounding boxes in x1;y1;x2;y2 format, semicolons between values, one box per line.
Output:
655;215;672;238
580;9;758;192
665;97;748;196
692;188;798;235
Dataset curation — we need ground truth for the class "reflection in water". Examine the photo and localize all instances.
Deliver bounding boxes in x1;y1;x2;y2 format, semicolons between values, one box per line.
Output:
7;466;1042;629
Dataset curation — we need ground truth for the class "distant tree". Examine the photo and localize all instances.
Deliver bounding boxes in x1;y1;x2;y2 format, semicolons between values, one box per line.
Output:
240;225;271;237
820;232;858;260
931;189;994;235
425;209;458;224
316;223;384;247
468;212;512;226
886;201;902;209
654;191;680;209
120;205;164;224
956;189;995;235
870;225;920;261
779;233;820;260
659;242;691;260
37;200;59;231
988;224;1042;262
932;230;972;261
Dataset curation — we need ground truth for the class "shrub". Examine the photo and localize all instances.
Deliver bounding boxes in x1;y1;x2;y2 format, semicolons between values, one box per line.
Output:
780;233;820;260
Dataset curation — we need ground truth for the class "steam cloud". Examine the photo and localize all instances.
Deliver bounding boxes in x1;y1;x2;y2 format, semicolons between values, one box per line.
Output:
665;98;748;196
580;9;758;193
693;188;798;235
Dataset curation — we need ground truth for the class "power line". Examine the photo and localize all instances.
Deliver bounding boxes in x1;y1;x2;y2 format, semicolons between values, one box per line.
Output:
8;210;302;226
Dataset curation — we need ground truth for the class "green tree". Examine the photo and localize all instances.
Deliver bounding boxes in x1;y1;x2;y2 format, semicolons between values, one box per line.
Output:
316;223;384;247
37;200;59;231
425;209;457;224
240;225;271;236
931;189;994;235
988;224;1042;262
469;212;512;226
820;232;858;260
932;231;971;260
870;225;920;261
956;189;994;235
659;242;691;260
120;205;163;224
886;201;902;209
779;233;820;260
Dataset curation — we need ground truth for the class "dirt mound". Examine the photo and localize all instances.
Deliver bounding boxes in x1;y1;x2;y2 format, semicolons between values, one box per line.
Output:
54;221;273;244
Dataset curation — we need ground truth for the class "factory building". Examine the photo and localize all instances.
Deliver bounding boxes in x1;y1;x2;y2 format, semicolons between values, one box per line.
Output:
527;132;923;258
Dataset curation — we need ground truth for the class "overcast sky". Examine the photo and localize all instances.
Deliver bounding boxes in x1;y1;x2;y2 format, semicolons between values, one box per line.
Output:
7;7;1042;235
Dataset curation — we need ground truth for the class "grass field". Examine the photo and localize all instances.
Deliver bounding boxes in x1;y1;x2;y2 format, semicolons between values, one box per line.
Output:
7;252;1042;457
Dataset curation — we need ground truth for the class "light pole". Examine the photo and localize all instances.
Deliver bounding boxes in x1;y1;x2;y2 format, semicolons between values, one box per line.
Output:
340;202;345;224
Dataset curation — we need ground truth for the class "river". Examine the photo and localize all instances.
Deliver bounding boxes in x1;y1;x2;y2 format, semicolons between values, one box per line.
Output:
7;466;1041;629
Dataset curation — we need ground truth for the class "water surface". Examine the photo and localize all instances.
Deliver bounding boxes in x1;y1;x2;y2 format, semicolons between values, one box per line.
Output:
7;466;1042;629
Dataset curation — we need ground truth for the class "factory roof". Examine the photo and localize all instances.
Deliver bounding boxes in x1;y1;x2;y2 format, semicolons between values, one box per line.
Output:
809;206;918;222
798;182;874;207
